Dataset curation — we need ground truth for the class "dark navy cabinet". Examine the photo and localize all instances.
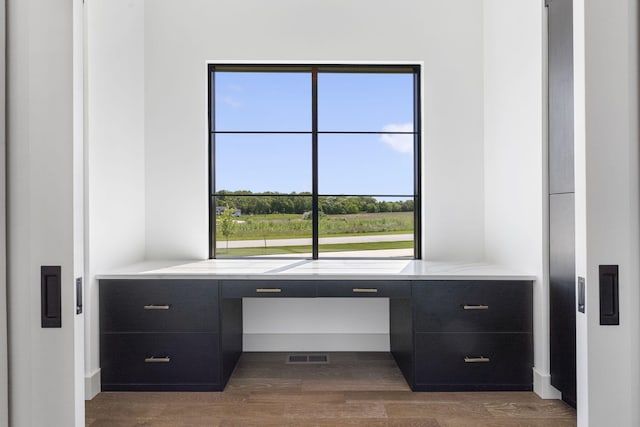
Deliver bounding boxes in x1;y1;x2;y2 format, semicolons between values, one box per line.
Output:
411;281;533;391
99;279;240;391
99;278;532;392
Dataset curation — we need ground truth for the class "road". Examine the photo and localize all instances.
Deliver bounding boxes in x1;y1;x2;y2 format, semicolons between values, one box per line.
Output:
216;233;413;249
257;248;414;257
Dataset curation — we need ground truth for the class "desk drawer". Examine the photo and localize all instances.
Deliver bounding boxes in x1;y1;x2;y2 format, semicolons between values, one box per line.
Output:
100;333;220;390
100;280;219;333
414;332;532;390
222;280;316;298
413;281;532;333
316;281;410;298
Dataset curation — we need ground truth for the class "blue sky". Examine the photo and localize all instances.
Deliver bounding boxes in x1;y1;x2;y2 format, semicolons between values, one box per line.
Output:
214;71;415;196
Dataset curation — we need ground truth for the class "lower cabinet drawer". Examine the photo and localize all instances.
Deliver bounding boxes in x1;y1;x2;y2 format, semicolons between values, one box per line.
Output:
414;332;532;391
100;333;221;391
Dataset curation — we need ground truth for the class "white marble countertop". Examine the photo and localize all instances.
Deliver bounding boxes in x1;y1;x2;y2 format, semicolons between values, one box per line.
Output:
96;259;535;281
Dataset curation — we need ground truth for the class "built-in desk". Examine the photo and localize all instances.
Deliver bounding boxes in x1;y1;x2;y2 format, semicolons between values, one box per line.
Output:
98;260;534;392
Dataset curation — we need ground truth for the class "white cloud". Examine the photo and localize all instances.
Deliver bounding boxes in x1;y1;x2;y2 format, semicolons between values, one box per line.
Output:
222;95;242;109
228;83;245;92
380;123;413;153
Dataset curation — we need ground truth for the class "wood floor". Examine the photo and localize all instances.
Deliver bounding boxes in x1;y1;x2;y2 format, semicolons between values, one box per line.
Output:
86;352;576;426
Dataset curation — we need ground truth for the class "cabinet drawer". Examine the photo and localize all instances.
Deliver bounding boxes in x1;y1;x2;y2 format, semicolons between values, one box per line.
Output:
100;333;220;390
100;280;218;333
414;332;532;391
316;281;410;298
413;281;532;333
222;280;316;298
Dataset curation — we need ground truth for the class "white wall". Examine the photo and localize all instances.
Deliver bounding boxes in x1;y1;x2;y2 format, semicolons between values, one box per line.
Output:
574;0;640;425
143;0;485;351
74;0;87;416
0;0;6;423
85;0;146;398
144;0;485;261
482;1;554;398
7;0;83;424
243;298;390;351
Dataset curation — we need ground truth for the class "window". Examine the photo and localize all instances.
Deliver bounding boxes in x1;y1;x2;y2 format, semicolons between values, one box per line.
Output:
209;64;421;259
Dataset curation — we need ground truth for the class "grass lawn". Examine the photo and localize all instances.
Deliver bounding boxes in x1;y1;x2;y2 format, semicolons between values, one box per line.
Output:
215;240;414;257
217;211;414;241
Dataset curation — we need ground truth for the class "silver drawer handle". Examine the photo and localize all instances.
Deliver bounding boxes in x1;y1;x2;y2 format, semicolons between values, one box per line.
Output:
353;288;378;293
144;356;171;363
144;304;170;310
464;356;491;363
256;288;282;293
463;304;489;310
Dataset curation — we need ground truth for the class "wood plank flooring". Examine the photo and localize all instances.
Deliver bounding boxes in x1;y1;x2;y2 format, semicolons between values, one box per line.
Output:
86;352;576;426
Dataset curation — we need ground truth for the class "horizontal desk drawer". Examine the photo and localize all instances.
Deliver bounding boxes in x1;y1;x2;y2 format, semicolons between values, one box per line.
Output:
414;332;532;390
413;281;532;333
100;280;219;333
316;281;411;298
100;333;220;388
222;280;316;298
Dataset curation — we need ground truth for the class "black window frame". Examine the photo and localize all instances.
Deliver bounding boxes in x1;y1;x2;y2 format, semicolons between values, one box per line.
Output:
208;63;422;259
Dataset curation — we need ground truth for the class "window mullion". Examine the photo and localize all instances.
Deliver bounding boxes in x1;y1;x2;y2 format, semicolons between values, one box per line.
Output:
209;66;217;259
312;67;319;259
413;69;421;259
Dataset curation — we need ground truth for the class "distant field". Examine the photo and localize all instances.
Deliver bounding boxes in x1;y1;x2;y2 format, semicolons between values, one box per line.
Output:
217;211;414;241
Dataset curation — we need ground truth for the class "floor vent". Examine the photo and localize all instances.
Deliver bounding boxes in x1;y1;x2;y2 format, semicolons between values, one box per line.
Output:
286;354;329;364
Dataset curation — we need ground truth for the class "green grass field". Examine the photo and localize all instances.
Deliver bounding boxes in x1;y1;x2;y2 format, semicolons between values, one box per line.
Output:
215;240;414;257
216;211;414;241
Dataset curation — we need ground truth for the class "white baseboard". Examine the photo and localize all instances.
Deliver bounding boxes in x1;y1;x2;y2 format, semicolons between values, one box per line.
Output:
243;333;389;352
533;367;562;399
84;369;101;400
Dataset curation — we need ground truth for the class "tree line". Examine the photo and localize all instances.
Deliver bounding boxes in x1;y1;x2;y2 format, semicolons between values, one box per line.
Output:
216;191;414;216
